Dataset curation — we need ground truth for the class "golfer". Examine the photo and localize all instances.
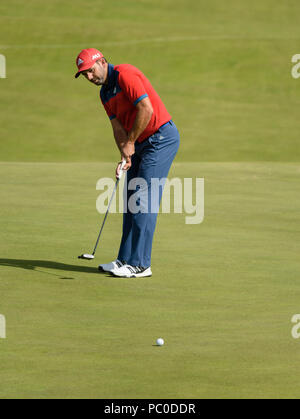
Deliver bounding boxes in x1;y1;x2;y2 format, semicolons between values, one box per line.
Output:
75;48;180;277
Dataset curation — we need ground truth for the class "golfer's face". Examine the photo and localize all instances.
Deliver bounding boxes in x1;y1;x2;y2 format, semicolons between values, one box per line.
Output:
82;61;106;86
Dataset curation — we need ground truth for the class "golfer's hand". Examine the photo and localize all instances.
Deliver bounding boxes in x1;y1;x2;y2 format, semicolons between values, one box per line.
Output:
121;141;135;170
116;158;130;179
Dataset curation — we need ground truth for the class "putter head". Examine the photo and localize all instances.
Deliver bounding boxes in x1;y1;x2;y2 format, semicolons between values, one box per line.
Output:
78;254;95;260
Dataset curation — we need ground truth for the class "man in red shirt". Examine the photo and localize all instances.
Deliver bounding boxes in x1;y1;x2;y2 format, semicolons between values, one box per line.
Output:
75;48;180;278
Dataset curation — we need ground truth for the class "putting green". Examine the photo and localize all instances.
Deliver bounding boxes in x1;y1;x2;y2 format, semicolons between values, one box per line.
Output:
0;162;300;398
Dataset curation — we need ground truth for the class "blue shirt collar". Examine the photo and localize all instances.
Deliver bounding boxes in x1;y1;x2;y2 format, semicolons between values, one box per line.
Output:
105;63;115;88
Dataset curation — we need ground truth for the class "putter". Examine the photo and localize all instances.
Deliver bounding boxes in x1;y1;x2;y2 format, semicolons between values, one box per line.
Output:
78;160;127;260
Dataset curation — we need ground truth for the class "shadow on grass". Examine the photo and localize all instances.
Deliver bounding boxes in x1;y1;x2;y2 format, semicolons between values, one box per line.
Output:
0;258;107;277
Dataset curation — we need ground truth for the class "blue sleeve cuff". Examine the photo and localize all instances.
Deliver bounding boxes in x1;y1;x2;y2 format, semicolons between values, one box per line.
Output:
134;94;148;106
109;115;116;120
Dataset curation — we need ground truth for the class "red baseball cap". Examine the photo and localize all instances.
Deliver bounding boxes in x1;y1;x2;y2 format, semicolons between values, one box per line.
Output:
75;48;104;78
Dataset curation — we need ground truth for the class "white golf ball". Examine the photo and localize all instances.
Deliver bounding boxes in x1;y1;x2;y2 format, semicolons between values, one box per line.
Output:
156;338;164;346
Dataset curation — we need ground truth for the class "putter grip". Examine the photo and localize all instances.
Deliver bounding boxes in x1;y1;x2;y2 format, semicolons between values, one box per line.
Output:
118;159;127;179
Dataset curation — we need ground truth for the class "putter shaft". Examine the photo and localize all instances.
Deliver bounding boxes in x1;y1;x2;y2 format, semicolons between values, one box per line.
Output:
92;177;120;256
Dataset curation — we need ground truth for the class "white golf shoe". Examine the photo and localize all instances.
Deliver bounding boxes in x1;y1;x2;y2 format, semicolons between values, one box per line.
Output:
111;264;152;278
98;259;127;273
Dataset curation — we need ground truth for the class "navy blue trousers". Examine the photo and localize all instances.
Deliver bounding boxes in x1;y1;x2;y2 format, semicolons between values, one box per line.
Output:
117;120;180;267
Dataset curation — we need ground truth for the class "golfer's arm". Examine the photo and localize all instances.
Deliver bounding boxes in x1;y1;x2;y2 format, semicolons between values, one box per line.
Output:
110;97;153;150
127;97;153;143
110;118;128;152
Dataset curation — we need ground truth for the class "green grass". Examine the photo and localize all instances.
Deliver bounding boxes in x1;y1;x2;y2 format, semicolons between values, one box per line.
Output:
1;162;300;398
0;0;300;399
1;0;300;161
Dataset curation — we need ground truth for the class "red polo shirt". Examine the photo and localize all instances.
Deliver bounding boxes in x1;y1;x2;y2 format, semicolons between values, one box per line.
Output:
100;63;171;143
